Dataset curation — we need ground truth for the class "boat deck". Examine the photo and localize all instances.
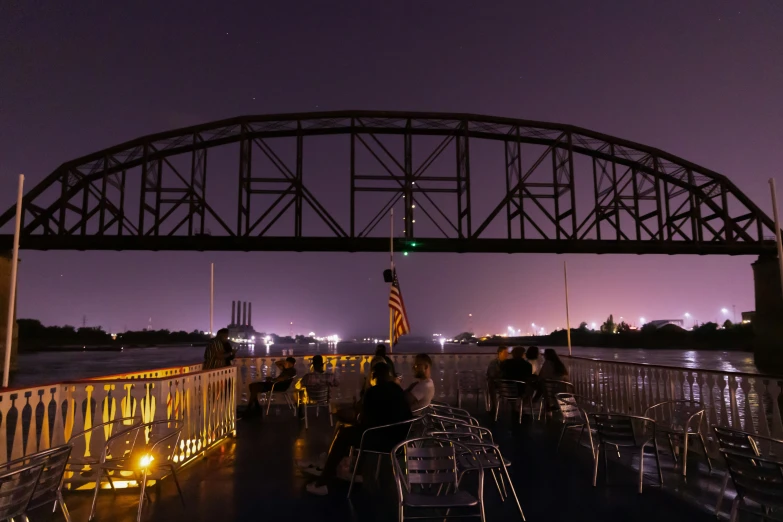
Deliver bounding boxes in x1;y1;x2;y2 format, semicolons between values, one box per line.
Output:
35;406;729;522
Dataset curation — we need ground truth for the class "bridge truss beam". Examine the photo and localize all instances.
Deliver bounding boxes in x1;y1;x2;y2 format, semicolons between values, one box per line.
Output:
0;111;776;255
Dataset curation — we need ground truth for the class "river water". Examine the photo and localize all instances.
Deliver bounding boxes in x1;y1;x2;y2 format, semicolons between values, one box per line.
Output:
10;343;758;387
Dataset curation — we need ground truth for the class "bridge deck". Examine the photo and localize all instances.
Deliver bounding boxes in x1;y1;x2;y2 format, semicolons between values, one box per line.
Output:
36;408;725;522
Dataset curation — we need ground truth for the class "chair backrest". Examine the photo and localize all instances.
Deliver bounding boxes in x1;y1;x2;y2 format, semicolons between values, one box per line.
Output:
541;380;574;409
25;445;72;511
272;379;294;392
556;393;587;422
304;385;329;404
457;371;480;390
392;438;464;492
0;461;45;520
67;416;141;463
495;379;523;399
721;450;783;508
713;427;757;456
592;414;655;448
144;420;183;465
645;400;704;432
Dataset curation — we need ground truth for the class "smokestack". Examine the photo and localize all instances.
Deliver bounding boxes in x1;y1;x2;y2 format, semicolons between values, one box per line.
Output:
248;302;252;327
242;302;247;325
231;301;236;325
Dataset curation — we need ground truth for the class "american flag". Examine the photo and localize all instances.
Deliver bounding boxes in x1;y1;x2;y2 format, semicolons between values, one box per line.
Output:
388;268;410;346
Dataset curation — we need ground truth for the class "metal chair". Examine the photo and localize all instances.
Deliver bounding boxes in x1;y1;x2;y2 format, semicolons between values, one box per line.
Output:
88;420;184;522
555;393;601;457
644;399;711;476
457;371;484;410
0;460;46;522
260;379;296;416
493;380;533;423
536;380;574;420
64;416;142;492
299;384;333;429
713;427;783;516
391;437;486;522
3;445;73;521
425;424;525;520
591;413;663;494
346;417;423;499
721;449;783;522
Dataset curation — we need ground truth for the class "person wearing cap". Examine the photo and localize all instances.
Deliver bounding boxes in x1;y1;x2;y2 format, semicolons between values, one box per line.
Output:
301;355;339;388
245;356;297;416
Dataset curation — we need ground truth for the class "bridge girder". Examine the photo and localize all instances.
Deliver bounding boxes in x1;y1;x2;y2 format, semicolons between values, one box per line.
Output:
0;111;777;255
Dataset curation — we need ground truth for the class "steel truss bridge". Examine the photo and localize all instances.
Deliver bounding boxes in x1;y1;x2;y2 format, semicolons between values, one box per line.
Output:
0;111;777;255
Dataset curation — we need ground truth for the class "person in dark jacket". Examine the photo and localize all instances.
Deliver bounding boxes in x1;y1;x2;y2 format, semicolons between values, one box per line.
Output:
501;346;534;395
203;329;234;370
306;362;412;496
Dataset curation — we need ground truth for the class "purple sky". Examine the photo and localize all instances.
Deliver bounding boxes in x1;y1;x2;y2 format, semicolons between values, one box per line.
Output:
1;1;781;338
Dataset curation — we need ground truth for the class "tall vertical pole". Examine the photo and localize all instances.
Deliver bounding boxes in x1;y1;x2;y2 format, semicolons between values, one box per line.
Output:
564;260;572;356
389;208;394;353
769;179;783;301
4;175;24;387
209;263;214;336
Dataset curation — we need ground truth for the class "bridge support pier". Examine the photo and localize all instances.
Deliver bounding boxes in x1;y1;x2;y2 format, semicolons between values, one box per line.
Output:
752;254;783;374
0;251;18;383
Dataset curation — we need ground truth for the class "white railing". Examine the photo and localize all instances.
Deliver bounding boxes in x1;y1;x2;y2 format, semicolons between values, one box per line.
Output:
566;356;783;444
234;353;495;406
0;365;235;468
236;353;783;445
3;352;778;469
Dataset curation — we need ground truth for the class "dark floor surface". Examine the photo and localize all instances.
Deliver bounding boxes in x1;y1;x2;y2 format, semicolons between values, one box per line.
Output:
32;405;735;522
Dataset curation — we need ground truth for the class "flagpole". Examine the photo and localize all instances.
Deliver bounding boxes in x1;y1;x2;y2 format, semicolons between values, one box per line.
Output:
564;260;572;357
389;208;394;353
770;179;783;301
209;263;214;336
3;175;24;387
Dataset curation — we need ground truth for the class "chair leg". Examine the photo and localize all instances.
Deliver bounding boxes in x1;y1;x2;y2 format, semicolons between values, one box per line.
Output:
89;469;105;521
698;431;713;471
170;466;186;508
556;424;567;454
654;438;664;486
500;463;526;521
715;473;729;516
638;448;645;494
729;496;741;522
518;401;523;424
304;405;309;430
136;470;148;522
347;449;361;499
586;427;596;460
667;433;678;464
58;490;72;522
489;469;504;500
593;444;601;487
682;433;690;476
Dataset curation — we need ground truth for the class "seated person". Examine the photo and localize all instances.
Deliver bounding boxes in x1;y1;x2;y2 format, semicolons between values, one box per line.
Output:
363;344;397;392
486;346;508;410
305;362;412;496
245;356;297;416
404;353;435;412
301;355;339;388
538;348;569;381
501;346;533;395
525;346;542;375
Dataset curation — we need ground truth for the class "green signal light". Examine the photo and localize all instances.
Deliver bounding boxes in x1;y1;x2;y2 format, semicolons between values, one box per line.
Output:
410;242;417;247
403;252;409;256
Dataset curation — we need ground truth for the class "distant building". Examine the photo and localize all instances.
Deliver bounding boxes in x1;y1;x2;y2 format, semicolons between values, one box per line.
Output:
646;319;684;329
228;300;257;343
741;311;755;324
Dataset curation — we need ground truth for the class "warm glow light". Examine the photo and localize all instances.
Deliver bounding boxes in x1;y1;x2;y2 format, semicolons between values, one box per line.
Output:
140;455;154;468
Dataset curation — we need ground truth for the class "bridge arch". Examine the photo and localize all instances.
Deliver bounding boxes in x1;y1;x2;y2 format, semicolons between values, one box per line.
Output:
0;110;776;254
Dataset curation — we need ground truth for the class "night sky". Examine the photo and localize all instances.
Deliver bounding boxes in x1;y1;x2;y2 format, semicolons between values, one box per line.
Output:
1;1;781;338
